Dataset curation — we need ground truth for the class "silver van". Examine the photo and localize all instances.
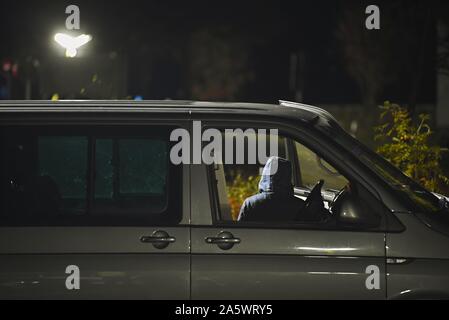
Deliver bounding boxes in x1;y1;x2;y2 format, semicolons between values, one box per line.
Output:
0;100;448;299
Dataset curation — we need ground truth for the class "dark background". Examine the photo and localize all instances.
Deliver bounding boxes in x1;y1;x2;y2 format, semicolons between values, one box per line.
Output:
0;0;441;104
2;1;449;148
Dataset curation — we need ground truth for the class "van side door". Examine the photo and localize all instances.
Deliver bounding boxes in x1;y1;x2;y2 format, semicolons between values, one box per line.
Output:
0;119;190;299
190;121;386;299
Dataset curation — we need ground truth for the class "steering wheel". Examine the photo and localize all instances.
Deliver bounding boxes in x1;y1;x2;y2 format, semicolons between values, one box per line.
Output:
329;183;351;215
304;179;325;210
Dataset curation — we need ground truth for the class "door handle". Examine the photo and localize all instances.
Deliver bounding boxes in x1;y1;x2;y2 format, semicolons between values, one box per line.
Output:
141;236;176;243
140;230;176;249
205;231;240;250
205;237;241;244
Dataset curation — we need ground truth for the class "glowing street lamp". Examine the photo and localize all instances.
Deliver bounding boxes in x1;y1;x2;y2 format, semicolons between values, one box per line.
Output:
54;33;92;58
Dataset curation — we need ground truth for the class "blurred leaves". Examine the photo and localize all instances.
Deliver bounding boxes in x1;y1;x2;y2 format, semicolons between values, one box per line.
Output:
375;101;449;192
226;173;259;220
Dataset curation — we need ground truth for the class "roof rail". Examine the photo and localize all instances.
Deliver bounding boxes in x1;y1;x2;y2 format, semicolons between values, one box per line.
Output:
0;99;194;105
278;100;337;122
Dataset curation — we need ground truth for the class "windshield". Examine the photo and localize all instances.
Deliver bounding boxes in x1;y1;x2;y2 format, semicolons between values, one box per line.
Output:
322;121;442;214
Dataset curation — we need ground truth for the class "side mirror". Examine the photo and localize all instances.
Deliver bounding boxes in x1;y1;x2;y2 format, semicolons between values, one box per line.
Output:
334;190;381;229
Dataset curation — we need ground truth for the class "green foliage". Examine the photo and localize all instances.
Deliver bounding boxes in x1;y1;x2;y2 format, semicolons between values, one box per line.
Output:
375;102;449;192
226;174;259;220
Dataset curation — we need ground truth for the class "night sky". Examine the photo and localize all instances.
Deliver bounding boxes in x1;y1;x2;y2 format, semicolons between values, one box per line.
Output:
0;0;440;104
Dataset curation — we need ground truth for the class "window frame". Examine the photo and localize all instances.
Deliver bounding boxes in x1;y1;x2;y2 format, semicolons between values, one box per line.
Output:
0;124;183;227
201;119;392;233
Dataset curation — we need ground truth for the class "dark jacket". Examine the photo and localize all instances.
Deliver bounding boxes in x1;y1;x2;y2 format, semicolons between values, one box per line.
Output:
237;157;305;222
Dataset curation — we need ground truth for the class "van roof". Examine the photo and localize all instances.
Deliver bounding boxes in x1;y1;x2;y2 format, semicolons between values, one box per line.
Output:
0;99;338;126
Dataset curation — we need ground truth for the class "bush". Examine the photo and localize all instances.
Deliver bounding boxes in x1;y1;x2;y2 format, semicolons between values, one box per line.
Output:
375;101;449;192
226;174;260;220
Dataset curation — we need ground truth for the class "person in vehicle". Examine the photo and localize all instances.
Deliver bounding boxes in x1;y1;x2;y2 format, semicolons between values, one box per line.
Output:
237;156;306;222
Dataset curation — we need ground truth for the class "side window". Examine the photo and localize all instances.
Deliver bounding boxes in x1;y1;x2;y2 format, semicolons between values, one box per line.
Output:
119;139;167;195
211;128;382;230
95;139;114;199
39;136;88;214
0;126;181;226
94;138;169;215
294;142;348;191
214;131;287;221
